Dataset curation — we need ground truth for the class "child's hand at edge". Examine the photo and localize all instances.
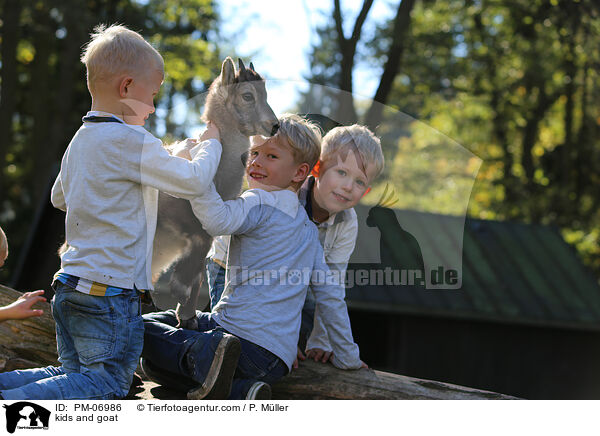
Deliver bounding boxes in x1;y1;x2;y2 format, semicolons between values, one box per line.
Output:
0;290;46;321
200;121;220;143
306;348;333;364
292;347;306;370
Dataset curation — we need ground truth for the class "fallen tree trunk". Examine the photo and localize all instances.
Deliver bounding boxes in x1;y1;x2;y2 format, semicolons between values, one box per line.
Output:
0;284;59;371
1;284;517;399
271;359;518;399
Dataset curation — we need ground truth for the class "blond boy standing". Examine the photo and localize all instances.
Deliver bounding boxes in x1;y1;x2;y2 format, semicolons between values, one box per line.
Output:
0;24;221;400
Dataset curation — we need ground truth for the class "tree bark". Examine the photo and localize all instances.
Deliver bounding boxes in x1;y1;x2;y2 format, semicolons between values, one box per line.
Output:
271;359;518;400
364;0;416;131
131;358;518;400
332;0;374;124
0;285;58;371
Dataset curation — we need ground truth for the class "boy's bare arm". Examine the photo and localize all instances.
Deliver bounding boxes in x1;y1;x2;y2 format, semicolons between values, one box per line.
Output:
0;290;46;322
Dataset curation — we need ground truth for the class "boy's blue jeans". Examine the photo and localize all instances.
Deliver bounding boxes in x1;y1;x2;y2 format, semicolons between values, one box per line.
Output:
206;257;226;310
0;282;144;400
142;310;287;399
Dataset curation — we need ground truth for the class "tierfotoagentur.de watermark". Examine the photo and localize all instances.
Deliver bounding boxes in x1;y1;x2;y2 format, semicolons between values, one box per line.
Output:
225;265;459;289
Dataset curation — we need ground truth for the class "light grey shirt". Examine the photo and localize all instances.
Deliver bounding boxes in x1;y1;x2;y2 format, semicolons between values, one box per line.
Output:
190;185;362;371
51;111;222;291
209;177;359;352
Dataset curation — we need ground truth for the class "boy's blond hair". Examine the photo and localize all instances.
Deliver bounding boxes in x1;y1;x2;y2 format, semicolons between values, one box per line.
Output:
81;24;163;91
321;125;384;179
275;114;322;170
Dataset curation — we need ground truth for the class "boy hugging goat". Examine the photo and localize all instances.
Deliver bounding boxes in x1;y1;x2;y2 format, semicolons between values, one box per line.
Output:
141;115;368;400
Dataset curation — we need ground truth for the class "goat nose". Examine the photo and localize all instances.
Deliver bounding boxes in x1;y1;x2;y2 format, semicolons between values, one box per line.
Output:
270;123;279;136
241;151;249;167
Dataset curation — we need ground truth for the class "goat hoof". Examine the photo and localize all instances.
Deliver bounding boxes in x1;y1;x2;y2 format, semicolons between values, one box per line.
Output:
177;316;199;330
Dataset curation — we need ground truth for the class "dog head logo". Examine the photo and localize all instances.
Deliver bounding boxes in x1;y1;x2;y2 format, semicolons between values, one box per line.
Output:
3;402;50;433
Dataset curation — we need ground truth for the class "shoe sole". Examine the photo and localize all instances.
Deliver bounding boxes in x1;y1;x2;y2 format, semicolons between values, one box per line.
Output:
246;382;272;400
187;334;241;400
140;357;196;392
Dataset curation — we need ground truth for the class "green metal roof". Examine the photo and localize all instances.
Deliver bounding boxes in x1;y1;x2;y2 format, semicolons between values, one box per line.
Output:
346;205;600;330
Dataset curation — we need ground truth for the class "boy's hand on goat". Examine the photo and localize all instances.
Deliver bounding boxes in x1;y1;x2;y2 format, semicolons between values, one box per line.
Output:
170;138;199;161
200;121;220;143
306;348;333;364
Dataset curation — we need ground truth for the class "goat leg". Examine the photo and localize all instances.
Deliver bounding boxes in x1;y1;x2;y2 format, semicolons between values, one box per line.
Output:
175;279;202;330
175;250;208;326
167;233;212;328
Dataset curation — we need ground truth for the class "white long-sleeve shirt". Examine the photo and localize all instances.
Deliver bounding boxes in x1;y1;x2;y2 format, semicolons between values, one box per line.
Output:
299;176;359;352
51;111;222;291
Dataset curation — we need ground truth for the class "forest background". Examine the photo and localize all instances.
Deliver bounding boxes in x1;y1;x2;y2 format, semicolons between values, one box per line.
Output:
0;0;598;286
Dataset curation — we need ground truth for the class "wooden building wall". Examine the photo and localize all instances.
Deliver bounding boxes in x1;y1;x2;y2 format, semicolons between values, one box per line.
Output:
350;309;600;399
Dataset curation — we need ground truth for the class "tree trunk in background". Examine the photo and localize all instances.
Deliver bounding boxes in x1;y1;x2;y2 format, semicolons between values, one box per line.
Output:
48;2;90;170
332;0;373;125
521;87;560;212
30;5;55;206
0;0;22;197
364;0;416;131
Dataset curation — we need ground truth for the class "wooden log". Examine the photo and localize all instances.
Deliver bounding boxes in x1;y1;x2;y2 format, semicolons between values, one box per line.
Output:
0;284;59;370
271;359;518;400
1;285;518;399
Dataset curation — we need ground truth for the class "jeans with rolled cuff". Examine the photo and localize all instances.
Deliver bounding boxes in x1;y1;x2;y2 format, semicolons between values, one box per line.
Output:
142;309;287;399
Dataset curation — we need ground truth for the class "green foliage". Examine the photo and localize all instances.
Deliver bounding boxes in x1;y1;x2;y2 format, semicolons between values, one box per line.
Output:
0;0;226;284
304;0;600;281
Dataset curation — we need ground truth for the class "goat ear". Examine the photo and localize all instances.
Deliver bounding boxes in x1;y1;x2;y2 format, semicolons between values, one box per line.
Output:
238;58;246;73
221;57;236;86
249;62;255;71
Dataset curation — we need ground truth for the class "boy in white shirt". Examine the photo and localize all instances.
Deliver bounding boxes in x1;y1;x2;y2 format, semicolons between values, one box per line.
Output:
0;24;221;400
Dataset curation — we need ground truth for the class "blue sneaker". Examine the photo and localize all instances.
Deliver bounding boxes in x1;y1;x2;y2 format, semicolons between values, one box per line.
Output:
187;333;241;400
